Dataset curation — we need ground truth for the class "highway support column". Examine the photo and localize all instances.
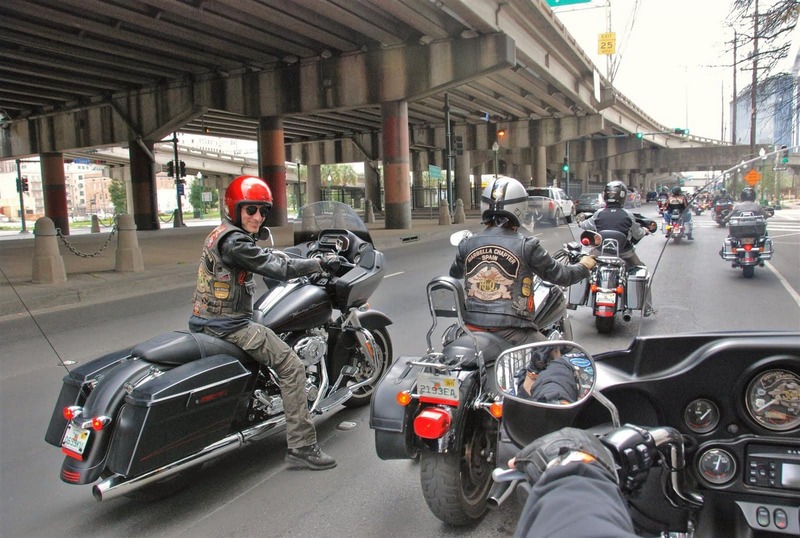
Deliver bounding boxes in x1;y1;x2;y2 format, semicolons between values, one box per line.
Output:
40;153;70;235
129;140;160;231
258;117;287;226
382;101;411;229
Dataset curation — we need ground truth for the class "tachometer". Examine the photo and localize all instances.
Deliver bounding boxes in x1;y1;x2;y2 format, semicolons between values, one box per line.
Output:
745;369;800;432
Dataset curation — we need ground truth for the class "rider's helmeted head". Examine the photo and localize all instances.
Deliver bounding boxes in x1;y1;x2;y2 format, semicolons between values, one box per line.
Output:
480;176;532;231
671;186;682;196
740;187;756;202
224;175;273;235
603;181;627;207
720;188;727;196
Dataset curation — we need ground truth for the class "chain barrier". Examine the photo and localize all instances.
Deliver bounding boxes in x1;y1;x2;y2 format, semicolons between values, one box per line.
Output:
96;215;116;227
56;217;119;258
158;212;175;223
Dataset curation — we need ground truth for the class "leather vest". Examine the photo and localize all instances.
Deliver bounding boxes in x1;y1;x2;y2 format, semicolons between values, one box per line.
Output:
460;228;537;328
593;207;634;252
192;222;256;320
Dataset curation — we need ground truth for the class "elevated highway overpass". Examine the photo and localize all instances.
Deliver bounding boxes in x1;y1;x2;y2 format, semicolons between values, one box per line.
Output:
1;0;789;230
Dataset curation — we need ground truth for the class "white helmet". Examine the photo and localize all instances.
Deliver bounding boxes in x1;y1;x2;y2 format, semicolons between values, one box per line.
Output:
480;176;533;231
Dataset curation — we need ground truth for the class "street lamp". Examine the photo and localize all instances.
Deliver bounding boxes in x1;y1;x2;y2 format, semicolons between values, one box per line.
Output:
196;172;205;215
492;141;499;179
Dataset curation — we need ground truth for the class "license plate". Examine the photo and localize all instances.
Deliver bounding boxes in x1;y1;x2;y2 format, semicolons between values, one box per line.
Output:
417;372;459;404
596;291;616;305
741;238;755;245
62;423;90;455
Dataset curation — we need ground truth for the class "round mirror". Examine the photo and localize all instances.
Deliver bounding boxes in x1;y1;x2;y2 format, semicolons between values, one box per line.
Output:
495;341;595;407
450;230;473;246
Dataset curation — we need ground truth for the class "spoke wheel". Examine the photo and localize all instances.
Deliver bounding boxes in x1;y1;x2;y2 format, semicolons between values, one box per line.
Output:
342;327;392;408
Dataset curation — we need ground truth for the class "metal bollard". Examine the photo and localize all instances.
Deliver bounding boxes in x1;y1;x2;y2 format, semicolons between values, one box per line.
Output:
438;200;451;225
32;217;67;284
453;199;466;224
364;199;375;223
115;214;144;272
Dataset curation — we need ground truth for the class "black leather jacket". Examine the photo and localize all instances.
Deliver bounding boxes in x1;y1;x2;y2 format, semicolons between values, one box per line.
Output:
450;225;588;329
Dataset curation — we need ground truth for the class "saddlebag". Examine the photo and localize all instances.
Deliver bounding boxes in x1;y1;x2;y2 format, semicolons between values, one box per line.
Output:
567;277;588;309
105;354;251;477
369;355;423;460
625;266;650;311
44;349;131;446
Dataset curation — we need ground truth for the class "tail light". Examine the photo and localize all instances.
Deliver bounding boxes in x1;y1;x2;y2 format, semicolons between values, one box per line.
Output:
414;408;452;439
91;416;111;431
63;406;82;421
743;244;753;252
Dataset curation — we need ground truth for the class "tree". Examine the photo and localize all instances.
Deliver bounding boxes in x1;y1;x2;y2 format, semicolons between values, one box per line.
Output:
729;0;798;76
108;177;127;214
189;181;218;212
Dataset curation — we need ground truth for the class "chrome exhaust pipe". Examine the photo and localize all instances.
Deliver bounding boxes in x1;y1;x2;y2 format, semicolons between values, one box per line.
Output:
93;417;284;502
622;310;632;322
488;468;524;509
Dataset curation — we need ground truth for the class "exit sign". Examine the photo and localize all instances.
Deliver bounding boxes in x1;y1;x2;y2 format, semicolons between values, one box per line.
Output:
546;0;593;6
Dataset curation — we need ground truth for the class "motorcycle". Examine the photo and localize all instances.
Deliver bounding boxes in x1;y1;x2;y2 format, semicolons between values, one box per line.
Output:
720;212;774;279
490;335;800;537
692;200;705;216
657;196;669;216
44;201;392;501
564;213;657;334
369;200;575;526
664;209;688;242
713;200;734;227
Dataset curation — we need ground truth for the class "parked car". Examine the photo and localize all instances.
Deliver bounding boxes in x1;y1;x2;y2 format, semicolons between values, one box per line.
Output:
525;186;576;224
574;192;604;216
646;191;658;202
624;187;642;208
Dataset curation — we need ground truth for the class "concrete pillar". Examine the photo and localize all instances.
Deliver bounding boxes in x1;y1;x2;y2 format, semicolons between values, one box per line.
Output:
258;116;287;226
129;140;160;231
473;164;484;209
115;213;144;272
577;163;590;193
40;153;70;234
381;101;411;229
454;129;472;208
32;217;67;284
364;199;375;223
91;215;101;233
453;198;466;224
534;146;547;187
109;165;133;216
520;164;532;186
438;199;451;225
412;151;425;209
306;164;321;204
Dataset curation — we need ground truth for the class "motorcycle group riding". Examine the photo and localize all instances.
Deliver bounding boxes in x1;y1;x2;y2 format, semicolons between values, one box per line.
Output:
42;174;796;537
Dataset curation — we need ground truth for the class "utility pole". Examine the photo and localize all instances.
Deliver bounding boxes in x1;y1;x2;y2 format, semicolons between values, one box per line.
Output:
732;30;737;146
749;0;759;161
172;133;185;227
14;159;28;234
444;93;453;216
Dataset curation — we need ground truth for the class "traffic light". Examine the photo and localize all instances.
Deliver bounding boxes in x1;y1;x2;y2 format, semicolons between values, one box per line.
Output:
167;160;174;177
562;158;569;173
179;160;186;178
780;145;789;164
673;128;689;136
22;176;29;192
635;131;643;139
454;135;464;155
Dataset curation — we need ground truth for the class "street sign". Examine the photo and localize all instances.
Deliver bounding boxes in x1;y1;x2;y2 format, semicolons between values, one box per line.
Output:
428;165;442;180
598;32;616;55
546;0;592;6
772;166;788;172
202;192;213;202
744;169;761;186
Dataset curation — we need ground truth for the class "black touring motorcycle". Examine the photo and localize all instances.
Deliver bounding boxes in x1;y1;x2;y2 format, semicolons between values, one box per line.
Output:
369;201;580;526
45;201;392;501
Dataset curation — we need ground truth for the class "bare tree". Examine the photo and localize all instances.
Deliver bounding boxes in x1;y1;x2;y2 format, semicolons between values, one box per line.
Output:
728;0;798;75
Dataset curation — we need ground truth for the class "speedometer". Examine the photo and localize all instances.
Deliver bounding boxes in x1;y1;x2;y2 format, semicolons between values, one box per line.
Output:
745;369;800;431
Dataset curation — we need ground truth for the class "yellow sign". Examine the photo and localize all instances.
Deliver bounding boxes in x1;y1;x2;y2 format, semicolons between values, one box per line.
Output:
598;32;616;55
744;169;762;186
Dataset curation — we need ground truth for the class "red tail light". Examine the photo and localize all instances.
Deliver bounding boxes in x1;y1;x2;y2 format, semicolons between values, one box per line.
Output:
414;408;452;439
63;406;82;421
743;244;753;252
91;416;111;431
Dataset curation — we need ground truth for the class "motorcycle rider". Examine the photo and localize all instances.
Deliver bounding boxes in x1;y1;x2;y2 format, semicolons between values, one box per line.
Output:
450;176;595;345
578;181;651;269
664;186;693;240
656;187;669;214
711;188;733;207
189;175;339;470
516;346;580;404
725;187;767;222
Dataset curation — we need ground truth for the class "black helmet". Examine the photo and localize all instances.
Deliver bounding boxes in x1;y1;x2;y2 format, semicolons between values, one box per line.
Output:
740;187;756;202
603;180;627;205
671;186;682;196
720;188;727;196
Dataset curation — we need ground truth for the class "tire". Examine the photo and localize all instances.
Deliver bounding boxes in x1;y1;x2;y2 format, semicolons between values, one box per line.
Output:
565;208;575;224
419;377;495;526
342;327;392;408
595;315;615;334
743;266;755;279
557;316;573;341
124;470;194;502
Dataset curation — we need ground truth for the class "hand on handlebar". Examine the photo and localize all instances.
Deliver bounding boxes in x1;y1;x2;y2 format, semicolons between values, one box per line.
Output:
600;425;658;493
319;254;342;274
578;255;597;271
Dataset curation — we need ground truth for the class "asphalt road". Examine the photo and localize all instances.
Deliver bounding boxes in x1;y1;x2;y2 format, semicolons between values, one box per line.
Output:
1;204;798;537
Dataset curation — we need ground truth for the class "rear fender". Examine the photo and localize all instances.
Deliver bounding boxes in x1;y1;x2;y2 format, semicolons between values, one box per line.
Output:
418;370;483;455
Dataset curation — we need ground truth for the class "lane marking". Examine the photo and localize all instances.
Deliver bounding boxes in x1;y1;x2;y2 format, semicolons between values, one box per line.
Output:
384;271;405;278
765;261;800;309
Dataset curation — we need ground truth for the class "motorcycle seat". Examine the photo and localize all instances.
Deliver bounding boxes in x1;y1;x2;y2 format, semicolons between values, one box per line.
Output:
442;332;511;369
131;331;253;366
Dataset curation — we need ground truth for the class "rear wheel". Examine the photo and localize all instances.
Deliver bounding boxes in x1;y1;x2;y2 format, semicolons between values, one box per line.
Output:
342;327;392;408
595;315;615;334
419;377;495;526
743;266;755;279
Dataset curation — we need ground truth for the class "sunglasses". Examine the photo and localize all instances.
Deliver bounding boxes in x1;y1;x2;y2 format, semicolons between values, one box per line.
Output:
244;205;269;217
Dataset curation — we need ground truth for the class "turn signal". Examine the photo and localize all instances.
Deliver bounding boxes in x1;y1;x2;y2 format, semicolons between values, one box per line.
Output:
489;401;503;418
413;408;452;439
615;286;624;295
396;391;412;406
63;406;82;421
91;416;111;431
590;284;598;292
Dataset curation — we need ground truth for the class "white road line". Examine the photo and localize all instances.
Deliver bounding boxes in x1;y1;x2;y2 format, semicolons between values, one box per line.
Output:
384;271;405;278
765;261;800;309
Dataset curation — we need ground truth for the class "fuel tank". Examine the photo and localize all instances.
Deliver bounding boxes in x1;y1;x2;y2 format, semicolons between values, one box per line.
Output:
253;282;333;332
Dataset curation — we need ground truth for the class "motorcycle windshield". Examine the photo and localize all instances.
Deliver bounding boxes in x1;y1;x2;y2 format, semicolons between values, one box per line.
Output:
526;195;578;254
291;201;372;245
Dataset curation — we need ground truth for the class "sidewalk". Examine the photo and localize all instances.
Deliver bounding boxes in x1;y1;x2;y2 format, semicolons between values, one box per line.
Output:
0;214;483;319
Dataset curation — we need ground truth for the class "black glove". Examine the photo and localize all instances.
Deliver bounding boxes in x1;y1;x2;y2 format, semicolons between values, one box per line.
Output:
513;427;617;485
600;424;657;493
319;254;341;274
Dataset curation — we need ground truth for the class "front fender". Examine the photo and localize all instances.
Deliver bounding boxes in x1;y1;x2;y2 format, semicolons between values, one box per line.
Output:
356;309;392;330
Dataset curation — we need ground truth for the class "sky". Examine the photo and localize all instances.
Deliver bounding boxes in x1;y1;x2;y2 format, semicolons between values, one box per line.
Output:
553;0;756;141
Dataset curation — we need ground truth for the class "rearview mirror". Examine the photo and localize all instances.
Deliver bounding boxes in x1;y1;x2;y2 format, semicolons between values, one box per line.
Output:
450;230;473;246
495;341;595;407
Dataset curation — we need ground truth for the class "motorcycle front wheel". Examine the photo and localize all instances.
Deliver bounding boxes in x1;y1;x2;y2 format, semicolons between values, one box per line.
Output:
419;376;494;526
342;327;392;408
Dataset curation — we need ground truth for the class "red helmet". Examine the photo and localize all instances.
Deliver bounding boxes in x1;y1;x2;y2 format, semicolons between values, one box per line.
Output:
224;176;273;226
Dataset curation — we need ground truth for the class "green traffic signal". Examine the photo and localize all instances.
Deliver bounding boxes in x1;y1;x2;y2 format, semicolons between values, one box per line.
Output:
562;157;569;173
636;132;643;139
780;145;789;164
